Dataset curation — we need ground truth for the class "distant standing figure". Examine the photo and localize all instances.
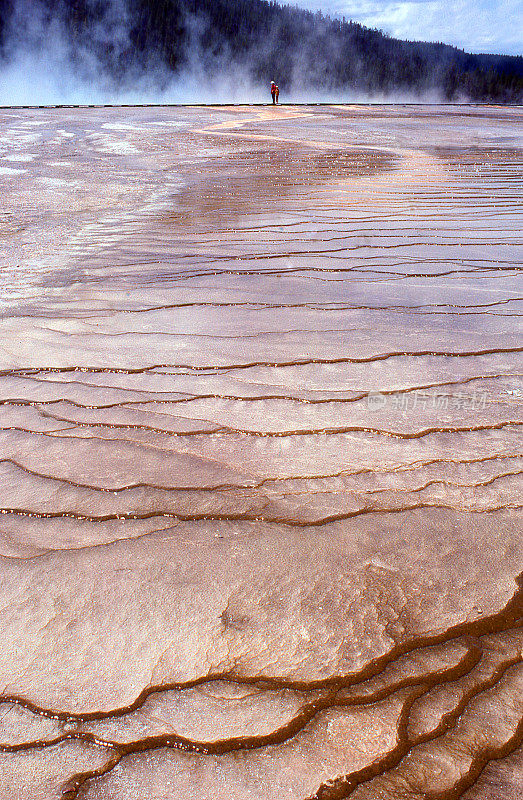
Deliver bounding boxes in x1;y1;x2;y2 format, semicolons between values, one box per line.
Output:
271;81;277;104
275;85;280;104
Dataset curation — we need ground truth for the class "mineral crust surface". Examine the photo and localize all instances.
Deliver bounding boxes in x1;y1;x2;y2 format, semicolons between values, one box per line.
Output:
0;103;521;799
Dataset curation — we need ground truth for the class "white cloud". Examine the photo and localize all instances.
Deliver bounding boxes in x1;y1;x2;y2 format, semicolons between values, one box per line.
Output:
295;0;523;54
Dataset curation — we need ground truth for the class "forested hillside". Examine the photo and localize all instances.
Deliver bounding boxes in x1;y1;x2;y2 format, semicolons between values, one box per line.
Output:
1;0;522;102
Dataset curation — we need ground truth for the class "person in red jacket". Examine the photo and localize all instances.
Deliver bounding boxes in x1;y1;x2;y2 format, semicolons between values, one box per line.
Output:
271;81;277;104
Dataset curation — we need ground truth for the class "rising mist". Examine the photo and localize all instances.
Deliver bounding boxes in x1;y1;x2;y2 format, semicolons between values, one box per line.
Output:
0;0;521;105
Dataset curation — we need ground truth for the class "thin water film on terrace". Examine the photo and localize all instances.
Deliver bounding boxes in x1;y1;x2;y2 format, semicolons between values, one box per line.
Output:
0;104;521;799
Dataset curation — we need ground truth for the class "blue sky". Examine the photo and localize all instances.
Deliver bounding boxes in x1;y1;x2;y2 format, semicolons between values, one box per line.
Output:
294;0;523;55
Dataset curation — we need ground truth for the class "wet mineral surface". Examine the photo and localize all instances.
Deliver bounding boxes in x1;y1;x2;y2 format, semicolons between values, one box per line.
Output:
0;103;521;799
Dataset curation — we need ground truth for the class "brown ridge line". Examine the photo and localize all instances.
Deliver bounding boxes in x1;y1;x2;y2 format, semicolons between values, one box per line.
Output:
307;685;437;799
36;409;225;437
1;420;521;442
71;262;520;284
88;262;519;281
2;575;522;726
67;263;523;283
0;458;250;493
2;346;521;376
61;754;122;800
0;430;198;455
0;731;117;754
6;304;523;323
0;454;520;496
40;327;364;341
413;654;523;747
67;254;520;270
1;458;520;498
313;264;520;277
104;243;521;266
401;658;523;800
228;214;520;228
352;655;523;800
33;311;523;327
0;375;171;397
307;655;523;800
9;298;520;322
111;251;521;269
110;297;521;315
394;470;523;493
0;371;513;409
11;309;523;323
252;455;523;489
426;706;523;800
279;265;519;278
0;502;521;526
297;272;517;286
58;642;483;799
271;231;522;245
0;642;478;755
0;371;514;408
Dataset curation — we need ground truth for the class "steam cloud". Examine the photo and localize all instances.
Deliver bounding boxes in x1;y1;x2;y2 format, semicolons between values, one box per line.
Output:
0;0;520;105
0;0;276;105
